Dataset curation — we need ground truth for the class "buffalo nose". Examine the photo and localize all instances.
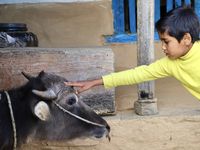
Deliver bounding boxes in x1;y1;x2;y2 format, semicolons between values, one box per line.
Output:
106;124;110;132
106;125;111;142
105;124;111;142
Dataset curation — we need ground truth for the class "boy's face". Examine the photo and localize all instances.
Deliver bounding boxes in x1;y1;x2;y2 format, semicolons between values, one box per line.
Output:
158;32;192;59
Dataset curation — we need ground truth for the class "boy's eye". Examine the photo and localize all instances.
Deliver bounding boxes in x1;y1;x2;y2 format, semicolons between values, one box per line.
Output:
164;41;169;44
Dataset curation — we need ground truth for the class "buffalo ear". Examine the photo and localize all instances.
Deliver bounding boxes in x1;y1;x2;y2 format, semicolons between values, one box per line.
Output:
34;101;51;121
21;72;33;80
38;70;45;77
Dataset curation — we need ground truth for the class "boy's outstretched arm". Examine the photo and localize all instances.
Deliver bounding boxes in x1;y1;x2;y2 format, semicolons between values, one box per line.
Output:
64;78;103;94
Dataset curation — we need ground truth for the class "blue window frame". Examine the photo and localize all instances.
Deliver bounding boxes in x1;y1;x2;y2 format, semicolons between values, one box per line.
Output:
105;0;200;43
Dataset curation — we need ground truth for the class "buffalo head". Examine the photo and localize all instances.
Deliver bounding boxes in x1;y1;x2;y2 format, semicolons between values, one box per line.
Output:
24;71;110;140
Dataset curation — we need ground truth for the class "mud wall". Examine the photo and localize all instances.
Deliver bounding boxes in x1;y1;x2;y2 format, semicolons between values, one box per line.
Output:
0;1;198;111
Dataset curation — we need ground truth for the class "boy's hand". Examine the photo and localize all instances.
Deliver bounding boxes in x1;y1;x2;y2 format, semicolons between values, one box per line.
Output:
64;79;103;94
64;81;94;94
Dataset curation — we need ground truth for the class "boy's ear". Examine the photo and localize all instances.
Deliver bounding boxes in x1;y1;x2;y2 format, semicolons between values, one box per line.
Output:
183;33;192;45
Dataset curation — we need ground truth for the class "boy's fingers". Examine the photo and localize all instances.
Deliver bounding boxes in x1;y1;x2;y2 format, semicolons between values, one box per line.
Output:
77;88;86;93
75;89;79;95
64;82;83;87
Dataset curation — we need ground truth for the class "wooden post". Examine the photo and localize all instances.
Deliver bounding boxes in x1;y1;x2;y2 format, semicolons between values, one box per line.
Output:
134;0;158;115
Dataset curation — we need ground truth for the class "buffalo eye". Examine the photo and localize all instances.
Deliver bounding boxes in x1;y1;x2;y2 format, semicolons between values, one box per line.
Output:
66;95;77;106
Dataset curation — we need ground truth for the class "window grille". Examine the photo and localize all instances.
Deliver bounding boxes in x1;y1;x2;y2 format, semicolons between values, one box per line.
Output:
106;0;200;43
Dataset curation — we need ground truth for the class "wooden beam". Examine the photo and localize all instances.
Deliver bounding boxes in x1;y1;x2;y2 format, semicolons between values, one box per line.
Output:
0;0;98;4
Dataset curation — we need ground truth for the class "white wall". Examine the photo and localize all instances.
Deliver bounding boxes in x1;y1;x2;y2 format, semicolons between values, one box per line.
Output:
0;0;102;4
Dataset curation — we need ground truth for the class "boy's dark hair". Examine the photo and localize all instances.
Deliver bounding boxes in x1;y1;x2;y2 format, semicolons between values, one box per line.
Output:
155;6;200;43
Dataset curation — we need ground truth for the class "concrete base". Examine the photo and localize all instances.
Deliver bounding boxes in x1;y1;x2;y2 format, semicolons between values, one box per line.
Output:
134;99;158;115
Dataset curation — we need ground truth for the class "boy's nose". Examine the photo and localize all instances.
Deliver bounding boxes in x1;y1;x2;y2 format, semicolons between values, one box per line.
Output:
161;42;167;50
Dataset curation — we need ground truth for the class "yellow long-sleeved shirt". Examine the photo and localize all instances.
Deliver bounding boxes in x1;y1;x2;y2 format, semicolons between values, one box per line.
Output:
102;41;200;100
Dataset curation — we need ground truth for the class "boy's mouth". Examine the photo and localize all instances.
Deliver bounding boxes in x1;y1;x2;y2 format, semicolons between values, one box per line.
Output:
164;52;168;56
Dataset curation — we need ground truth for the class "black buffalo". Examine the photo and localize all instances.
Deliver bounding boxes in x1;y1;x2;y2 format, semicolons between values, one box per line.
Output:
0;71;110;150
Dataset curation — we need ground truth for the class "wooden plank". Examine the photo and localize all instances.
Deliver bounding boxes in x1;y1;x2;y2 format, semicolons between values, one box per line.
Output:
195;0;200;19
154;0;160;22
0;0;98;4
129;0;136;33
167;0;173;12
175;0;182;7
112;0;125;34
184;0;191;5
0;47;115;115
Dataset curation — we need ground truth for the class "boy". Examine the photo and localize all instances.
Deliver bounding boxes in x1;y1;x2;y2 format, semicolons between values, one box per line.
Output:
65;6;200;100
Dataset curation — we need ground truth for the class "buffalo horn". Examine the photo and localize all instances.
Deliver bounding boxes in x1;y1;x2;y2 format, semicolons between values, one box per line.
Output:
32;89;57;100
21;71;33;80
